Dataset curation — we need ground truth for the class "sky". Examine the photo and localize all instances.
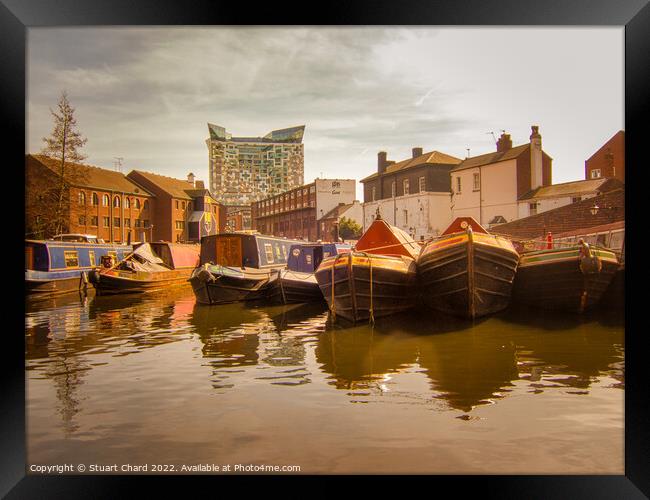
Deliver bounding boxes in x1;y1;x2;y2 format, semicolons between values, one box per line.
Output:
27;27;624;201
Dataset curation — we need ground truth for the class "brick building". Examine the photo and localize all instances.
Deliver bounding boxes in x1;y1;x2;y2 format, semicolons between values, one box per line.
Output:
361;148;462;240
126;171;226;243
26;154;156;242
251;179;356;241
585;130;625;183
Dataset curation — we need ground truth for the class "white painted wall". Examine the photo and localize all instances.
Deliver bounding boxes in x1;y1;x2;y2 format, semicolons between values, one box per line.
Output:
340;200;363;227
517;192;598;218
450;159;519;225
315;179;356;220
362;192;452;241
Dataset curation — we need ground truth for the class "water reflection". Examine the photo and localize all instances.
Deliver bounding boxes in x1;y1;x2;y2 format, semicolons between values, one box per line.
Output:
26;288;624;441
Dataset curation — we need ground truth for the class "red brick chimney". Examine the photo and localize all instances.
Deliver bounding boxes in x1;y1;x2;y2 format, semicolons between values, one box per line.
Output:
378;151;389;174
412;147;423;158
496;133;512;152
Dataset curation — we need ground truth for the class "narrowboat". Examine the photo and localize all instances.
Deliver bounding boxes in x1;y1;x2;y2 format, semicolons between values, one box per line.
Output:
190;233;299;305
88;242;199;295
314;212;420;323
279;243;351;304
25;238;132;298
511;240;619;313
417;217;519;319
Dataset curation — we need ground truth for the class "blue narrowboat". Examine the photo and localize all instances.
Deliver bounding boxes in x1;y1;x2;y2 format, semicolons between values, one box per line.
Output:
279;243;351;304
190;232;301;305
25;238;132;297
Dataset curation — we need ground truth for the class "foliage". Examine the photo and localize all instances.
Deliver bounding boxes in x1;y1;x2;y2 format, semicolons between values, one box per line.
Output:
338;216;362;240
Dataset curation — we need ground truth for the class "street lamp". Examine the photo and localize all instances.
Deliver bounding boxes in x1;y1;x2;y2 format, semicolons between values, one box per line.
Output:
590;204;618;216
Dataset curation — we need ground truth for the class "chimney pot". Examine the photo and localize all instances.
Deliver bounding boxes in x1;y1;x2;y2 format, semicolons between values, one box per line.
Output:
412;147;423;158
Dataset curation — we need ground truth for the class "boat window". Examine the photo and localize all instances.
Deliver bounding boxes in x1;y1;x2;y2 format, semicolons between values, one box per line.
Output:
88;251;96;266
609;231;624;251
596;233;607;246
282;245;288;260
305;254;312;265
275;244;282;260
264;243;274;263
64;251;79;268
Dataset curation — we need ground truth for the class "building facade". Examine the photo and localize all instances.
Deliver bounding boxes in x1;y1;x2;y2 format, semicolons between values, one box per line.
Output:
26;154;156;243
127;171;226;243
361;148;462;240
585;130;625;183
206;123;305;207
450;127;553;226
319;200;364;242
251;179;356;241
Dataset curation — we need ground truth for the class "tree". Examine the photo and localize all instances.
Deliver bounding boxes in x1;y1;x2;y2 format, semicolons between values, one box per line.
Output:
38;91;88;236
338;216;362;240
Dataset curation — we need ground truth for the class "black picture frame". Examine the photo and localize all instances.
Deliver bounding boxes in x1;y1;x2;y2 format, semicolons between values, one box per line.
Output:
2;0;648;497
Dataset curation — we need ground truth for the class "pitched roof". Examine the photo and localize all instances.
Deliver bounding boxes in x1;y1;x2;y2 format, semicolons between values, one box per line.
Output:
518;178;622;200
321;203;355;220
491;188;625;240
28;154;154;196
586;130;624;163
128;170;197;200
450;144;530;172
361;150;461;182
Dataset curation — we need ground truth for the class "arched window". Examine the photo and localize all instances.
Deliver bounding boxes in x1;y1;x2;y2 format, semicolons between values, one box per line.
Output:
92;193;99;206
143;200;149;210
182;201;186;210
135;198;141;209
125;197;131;209
102;194;110;206
113;196;121;208
78;191;86;205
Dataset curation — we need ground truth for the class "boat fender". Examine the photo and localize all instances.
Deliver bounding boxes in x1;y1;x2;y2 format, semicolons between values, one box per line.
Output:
579;240;602;274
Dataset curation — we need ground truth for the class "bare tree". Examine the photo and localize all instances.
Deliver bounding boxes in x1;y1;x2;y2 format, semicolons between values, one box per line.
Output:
40;91;88;235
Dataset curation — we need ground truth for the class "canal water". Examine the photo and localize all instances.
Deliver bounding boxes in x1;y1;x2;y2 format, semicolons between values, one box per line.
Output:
25;286;624;474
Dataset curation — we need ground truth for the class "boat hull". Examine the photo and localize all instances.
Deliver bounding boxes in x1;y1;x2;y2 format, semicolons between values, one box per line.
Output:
512;246;619;313
89;268;192;295
418;231;519;319
315;252;418;323
279;271;323;304
25;272;87;298
190;265;283;305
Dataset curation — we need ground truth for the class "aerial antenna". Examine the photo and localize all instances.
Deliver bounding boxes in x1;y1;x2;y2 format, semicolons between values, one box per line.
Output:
486;131;497;144
113;157;124;173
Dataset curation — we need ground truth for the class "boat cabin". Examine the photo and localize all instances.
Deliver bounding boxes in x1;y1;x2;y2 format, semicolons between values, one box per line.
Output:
25;240;131;273
199;233;299;269
146;242;200;270
356;215;420;259
287;243;351;273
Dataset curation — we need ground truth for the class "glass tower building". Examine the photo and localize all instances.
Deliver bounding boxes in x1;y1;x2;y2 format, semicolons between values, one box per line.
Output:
206;123;305;206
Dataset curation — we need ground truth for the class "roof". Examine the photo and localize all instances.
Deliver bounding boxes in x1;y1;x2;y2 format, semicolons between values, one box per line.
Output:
518;178;622;201
586;130;624;163
320;203;355;220
28;154;154;196
207;123;305;143
361;150;461;182
491;188;625;240
450;144;530;172
128;170;198;200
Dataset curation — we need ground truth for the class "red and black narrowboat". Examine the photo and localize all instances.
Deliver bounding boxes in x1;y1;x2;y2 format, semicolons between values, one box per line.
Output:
417;217;519;319
190;233;299;305
315;212;420;323
88;242;199;295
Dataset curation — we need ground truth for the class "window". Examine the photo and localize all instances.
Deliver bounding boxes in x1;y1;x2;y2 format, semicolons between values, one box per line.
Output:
403;179;410;195
213;206;217;214
125;198;131;209
188;202;192;211
135;198;141;209
103;216;110;227
124;219;131;227
371;186;376;201
403;209;408;225
473;173;480;191
143;220;150;228
78;215;86;226
135;219;142;228
143;200;149;210
456;177;462;194
175;220;184;230
591;169;601;179
176;200;179;209
391;181;396;197
103;194;110;206
182;201;186;210
92;193;99;205
64;251;79;268
78;191;86;205
113;196;120;208
572;196;582;203
114;217;121;227
264;243;274;263
90;216;98;227
419;176;426;193
88;251;96;267
529;202;538;215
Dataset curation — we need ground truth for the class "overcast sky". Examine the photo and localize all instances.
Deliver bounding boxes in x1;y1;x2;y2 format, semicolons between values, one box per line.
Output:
27;27;623;200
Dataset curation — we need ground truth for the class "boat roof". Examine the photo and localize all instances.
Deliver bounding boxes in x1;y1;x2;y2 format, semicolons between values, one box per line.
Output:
355;216;420;259
441;217;489;235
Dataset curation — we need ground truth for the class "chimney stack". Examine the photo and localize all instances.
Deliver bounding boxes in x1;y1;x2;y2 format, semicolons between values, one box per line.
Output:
496;132;512;152
378;151;388;174
412;147;423;158
530;125;543;189
187;172;195;186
